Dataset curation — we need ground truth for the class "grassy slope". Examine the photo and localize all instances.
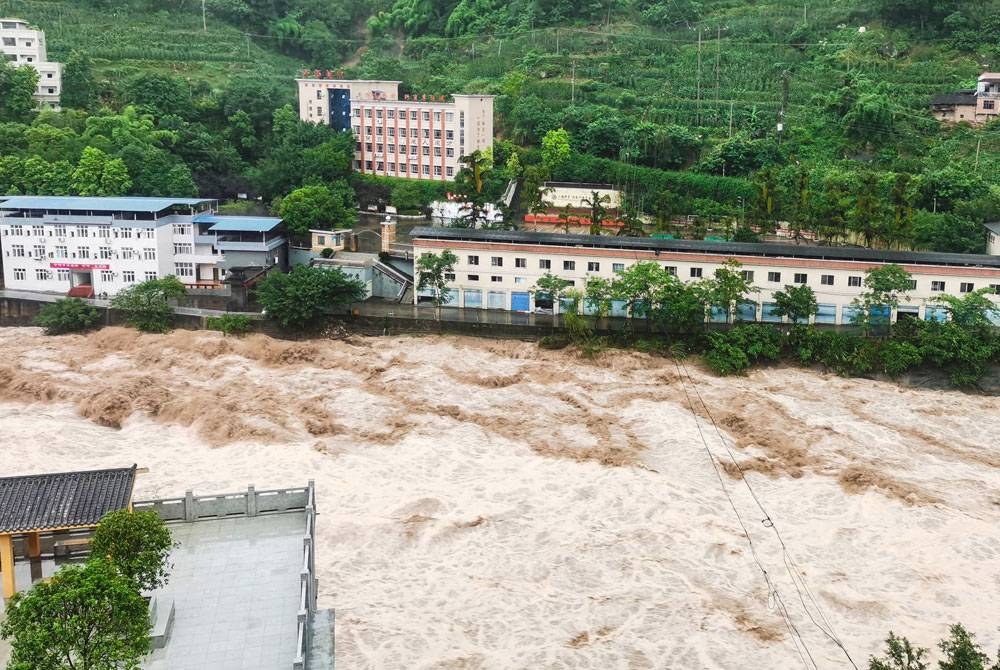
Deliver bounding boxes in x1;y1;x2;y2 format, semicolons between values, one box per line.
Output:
6;0;999;181
349;1;998;179
0;0;306;87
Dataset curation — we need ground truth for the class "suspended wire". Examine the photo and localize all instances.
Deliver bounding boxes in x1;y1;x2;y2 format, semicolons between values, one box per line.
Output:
674;359;861;670
670;357;818;670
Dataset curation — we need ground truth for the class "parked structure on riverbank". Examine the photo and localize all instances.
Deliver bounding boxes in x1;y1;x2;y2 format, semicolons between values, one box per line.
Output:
0;197;287;297
295;75;493;182
411;227;1000;324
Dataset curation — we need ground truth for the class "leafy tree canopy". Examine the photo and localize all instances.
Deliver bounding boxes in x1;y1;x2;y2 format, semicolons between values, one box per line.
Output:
0;559;150;670
256;264;366;329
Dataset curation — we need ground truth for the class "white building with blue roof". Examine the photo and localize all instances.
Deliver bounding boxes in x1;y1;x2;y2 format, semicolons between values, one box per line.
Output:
0;196;286;297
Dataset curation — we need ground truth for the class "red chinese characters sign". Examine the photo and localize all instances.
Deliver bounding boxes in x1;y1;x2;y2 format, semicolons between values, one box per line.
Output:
49;263;110;270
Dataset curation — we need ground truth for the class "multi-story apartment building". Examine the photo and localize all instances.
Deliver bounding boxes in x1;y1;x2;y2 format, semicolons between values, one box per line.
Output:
931;72;1000;125
0;196;286;296
411;227;1000;325
0;18;62;109
295;75;494;182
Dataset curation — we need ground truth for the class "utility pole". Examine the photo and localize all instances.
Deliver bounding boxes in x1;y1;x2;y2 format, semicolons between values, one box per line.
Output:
696;29;702;126
804;3;808;24
778;70;790;145
715;25;721;107
975;137;982;172
555;28;559;56
571;58;576;104
202;0;207;32
729;101;734;137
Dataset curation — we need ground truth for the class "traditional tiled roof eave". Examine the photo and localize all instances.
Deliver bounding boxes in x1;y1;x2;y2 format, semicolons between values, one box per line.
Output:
0;466;137;534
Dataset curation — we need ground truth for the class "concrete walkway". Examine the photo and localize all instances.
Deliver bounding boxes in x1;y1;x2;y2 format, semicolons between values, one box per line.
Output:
0;289;261;318
143;513;305;670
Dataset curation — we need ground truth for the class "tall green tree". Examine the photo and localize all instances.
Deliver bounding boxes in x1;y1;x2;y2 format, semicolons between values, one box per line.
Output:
72;147;132;196
704;259;755;323
867;632;928;670
35;298;101;335
771;284;818;324
582;190;611;236
532;272;573;312
91;510;174;593
0;61;39;123
111;276;186;333
851;264;912;333
416;249;458;307
256;265;366;329
0;559;150;670
540;127;571;176
850;172;888;248
61;51;99;111
934;289;1000;328
277;184;352;237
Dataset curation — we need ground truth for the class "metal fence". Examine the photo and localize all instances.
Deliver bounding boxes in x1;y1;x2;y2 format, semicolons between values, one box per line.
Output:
134;482;319;670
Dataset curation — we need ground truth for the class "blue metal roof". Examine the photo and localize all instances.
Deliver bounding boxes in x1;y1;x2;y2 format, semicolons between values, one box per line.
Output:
194;214;283;232
0;196;214;212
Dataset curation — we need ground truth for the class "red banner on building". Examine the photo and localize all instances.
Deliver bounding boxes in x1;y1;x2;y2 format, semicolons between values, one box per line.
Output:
49;263;110;270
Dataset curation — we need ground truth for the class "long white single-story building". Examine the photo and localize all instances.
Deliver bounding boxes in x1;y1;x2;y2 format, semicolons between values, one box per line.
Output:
411;227;1000;325
0;196;287;297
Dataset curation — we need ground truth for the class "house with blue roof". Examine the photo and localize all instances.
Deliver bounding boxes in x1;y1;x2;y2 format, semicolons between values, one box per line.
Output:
0;196;287;297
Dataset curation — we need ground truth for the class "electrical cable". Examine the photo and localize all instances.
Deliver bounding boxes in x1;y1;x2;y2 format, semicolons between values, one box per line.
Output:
675;359;861;670
670;357;818;670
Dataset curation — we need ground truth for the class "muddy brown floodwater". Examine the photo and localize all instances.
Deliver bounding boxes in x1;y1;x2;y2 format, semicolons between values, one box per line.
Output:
1;326;998;669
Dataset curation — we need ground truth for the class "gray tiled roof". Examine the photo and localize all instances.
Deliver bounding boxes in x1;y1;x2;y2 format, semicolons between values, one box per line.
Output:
410;227;1000;269
931;92;976;106
0;466;137;533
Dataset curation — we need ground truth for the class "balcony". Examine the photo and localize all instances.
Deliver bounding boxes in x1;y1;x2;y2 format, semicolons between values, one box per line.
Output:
214;232;286;253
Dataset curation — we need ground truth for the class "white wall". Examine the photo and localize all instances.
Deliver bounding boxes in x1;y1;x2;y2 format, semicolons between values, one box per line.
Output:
413;239;1000;323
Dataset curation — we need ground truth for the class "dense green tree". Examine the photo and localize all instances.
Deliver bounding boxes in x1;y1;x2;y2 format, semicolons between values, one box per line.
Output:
938;624;992;670
582;190;611;236
91;510;174;593
867;632;928;670
934;289;1000;327
541;128;571;175
416;249;459;307
850;172;887;248
911;212;985;254
851;264;913;333
0;559;150;670
121;73;193;119
34;298;101;335
610;261;674;327
532;272;573;312
61;51;99;111
771;284;818;324
278;184;352;237
111;276;186;333
256;265;366;329
72;147;133;196
0;61;39;123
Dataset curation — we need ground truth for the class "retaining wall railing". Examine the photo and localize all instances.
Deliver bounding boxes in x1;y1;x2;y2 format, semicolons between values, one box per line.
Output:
134;481;319;670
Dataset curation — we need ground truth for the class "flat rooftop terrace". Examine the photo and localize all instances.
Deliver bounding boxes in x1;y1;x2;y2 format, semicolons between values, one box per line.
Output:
144;512;306;670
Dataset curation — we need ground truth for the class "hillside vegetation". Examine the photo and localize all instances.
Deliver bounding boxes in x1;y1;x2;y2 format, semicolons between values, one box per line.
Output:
2;0;1000;252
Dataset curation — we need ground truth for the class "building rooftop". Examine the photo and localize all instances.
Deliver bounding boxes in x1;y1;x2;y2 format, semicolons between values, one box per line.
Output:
931;92;976;106
142;513;306;670
193;214;283;233
985;222;1000;236
410;226;1000;269
543;181;617;190
979;72;1000;80
0;466;136;534
0;196;214;213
